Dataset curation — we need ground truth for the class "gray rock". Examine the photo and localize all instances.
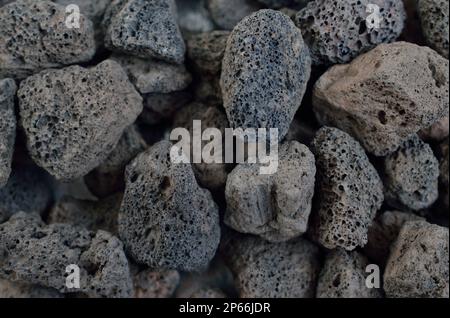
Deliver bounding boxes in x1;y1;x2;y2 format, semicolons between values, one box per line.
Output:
384;221;449;298
18;60;143;180
189;287;226;298
48;194;123;234
0;212;133;298
440;139;449;210
225;235;320;298
0;279;62;298
132;267;180;298
111;54;192;94
175;0;215;34
418;0;449;58
0;0;96;79
0;166;53;223
104;0;186;64
54;0;111;24
172;102;230;190
207;0;262;30
313;42;449;156
225;141;315;242
310;127;384;251
419;116;449;142
84;125;147;198
118;141;220;272
0;78;16;188
141;91;192;125
364;211;425;266
295;0;405;65
256;0;309;9
221;9;311;141
384;135;440;211
316;249;382;298
187;31;230;76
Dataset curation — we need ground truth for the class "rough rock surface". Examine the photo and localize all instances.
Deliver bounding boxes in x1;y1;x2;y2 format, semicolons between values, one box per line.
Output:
310;127;384;251
419;116;449;141
18;60;143;180
440;139;449;210
364;211;425;265
111;55;192;94
48;194;122;234
418;0;449;58
225;141;316;242
295;0;406;65
175;0;215;34
207;0;262;30
0;212;133;298
313;42;449;156
257;0;308;9
0;166;53;223
84;125;147;198
221;9;311;141
172;102;230;190
0;0;96;79
190;287;227;298
0;78;16;187
141;91;192;125
104;0;186;64
118;141;220;272
225;235;320;298
384;221;449;298
384;135;440;211
132;267;180;298
316;249;382;298
54;0;110;23
0;279;62;298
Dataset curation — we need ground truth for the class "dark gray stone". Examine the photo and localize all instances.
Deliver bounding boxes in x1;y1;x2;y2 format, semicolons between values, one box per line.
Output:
0;78;16;188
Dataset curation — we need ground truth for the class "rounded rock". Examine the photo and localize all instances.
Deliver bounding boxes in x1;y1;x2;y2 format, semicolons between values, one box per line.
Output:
207;0;262;30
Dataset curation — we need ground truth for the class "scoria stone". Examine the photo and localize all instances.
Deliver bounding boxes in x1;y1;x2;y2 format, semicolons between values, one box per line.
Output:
0;0;96;79
84;125;147;198
172;102;230;190
419;116;449;142
111;54;192;94
189;288;227;298
313;42;449;156
207;0;262;30
225;141;316;242
440;139;449;210
0;212;133;298
220;9;311;141
224;235;320;298
384;221;449;298
132;267;180;298
141;91;192;125
0;78;16;188
48;194;123;234
0;166;53;223
0;279;62;298
18;60;143;180
295;0;406;65
118;141;220;272
364;211;425;266
104;0;185;64
383;135;440;211
175;0;215;34
418;0;449;58
256;0;309;9
310;127;384;251
316;249;382;298
54;0;111;24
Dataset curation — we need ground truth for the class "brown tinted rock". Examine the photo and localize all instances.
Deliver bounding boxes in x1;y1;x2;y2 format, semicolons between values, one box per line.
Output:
133;267;180;298
419;116;449;142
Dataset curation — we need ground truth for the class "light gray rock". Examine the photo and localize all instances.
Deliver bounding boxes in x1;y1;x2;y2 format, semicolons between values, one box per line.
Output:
0;78;16;188
418;0;449;58
207;0;262;30
175;0;215;33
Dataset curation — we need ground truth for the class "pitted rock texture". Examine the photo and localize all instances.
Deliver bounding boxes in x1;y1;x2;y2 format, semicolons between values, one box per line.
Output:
295;0;406;65
187;31;230;76
18;60;143;180
221;9;311;141
85;125;147;198
119;141;220;272
104;0;186;64
313;42;449;156
175;0;215;34
256;0;309;9
48;194;122;234
0;78;16;188
310;127;384;251
141;91;192;125
190;287;227;298
419;116;449;142
384;221;449;298
0;212;133;298
207;0;262;30
132;267;180;298
364;211;425;266
384;135;440;211
172;102;230;190
225;141;316;242
0;166;52;223
111;55;192;94
440;139;449;210
0;0;96;79
418;0;449;58
225;235;320;298
316;249;382;298
54;0;111;23
0;279;62;298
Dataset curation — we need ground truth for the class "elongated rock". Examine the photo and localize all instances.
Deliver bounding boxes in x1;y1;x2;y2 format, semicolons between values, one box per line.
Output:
313;42;449;156
0;78;16;188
